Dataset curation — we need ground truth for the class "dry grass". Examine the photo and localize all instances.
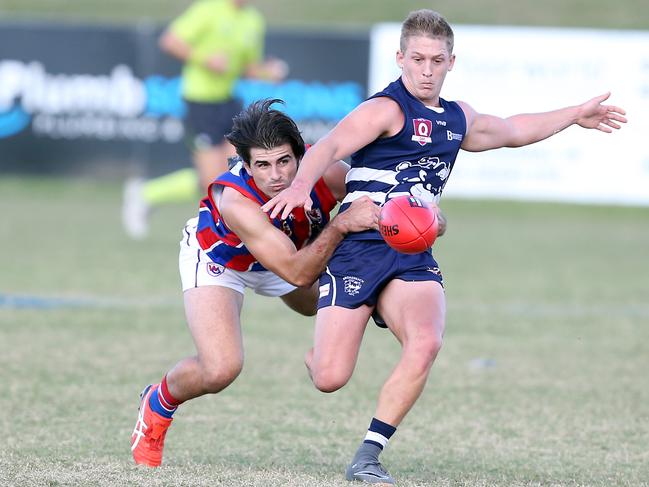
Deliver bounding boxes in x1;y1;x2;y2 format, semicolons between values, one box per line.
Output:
1;178;648;486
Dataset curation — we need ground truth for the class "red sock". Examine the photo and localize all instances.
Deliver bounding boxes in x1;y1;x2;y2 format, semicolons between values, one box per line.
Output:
160;374;182;408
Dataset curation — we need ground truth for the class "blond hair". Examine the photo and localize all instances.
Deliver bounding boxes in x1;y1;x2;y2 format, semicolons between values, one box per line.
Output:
400;10;454;53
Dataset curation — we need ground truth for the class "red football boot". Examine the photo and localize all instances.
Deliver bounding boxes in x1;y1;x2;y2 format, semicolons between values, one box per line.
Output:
131;384;173;467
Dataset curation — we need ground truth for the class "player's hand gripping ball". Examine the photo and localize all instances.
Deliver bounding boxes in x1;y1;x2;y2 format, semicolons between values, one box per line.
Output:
379;195;439;254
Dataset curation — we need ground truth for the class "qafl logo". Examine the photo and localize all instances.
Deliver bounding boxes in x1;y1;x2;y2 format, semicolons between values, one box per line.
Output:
411;118;432;146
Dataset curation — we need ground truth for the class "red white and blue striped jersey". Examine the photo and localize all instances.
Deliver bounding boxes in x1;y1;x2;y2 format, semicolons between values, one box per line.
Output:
196;161;337;272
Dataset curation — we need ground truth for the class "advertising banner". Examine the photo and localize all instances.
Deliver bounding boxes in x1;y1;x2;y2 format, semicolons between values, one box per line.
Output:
0;21;368;177
370;24;649;206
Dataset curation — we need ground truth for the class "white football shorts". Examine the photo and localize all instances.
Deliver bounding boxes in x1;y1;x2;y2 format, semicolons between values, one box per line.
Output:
179;217;296;297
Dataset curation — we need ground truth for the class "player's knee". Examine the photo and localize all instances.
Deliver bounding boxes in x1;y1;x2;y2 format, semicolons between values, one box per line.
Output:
311;367;350;393
428;332;444;357
291;295;318;316
201;361;243;393
293;302;317;317
407;332;443;372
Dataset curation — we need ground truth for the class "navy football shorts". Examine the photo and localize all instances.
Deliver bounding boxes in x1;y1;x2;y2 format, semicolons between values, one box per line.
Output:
184;98;243;150
317;239;444;311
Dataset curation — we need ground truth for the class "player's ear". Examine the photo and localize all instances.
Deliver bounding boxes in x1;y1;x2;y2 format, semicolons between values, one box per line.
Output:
243;162;253;176
396;50;404;69
448;53;456;71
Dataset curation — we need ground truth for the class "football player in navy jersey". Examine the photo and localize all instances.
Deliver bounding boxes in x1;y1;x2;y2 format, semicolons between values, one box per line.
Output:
263;10;626;485
131;99;381;467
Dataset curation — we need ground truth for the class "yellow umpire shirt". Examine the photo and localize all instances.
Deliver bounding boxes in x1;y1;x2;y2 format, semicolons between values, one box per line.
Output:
170;0;265;103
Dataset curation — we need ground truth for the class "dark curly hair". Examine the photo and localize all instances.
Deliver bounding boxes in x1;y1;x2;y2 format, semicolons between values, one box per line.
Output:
226;98;306;165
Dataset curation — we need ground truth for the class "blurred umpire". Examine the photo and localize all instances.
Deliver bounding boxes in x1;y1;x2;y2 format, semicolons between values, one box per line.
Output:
123;0;288;239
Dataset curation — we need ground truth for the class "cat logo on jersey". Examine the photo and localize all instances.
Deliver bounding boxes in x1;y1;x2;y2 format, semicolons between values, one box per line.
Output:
385;157;451;203
411;118;433;146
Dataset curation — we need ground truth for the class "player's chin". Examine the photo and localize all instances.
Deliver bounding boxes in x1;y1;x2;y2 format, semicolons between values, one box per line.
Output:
267;186;286;197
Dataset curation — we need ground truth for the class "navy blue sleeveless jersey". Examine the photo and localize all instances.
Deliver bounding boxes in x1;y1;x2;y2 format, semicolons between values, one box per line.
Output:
342;77;466;240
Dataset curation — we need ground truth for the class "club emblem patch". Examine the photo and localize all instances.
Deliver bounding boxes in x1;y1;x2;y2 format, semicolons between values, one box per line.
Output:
411;118;432;145
343;276;364;296
206;262;224;277
306;208;324;225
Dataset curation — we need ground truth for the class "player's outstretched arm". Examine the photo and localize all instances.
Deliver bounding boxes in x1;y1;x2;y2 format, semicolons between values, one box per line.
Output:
574;92;627;132
459;93;627;152
224;191;379;287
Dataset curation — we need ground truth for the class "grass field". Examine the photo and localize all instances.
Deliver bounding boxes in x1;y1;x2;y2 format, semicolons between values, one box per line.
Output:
1;177;648;486
1;0;648;30
1;1;647;485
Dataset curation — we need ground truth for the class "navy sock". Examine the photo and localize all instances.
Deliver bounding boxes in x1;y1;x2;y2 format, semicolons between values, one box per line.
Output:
363;417;397;450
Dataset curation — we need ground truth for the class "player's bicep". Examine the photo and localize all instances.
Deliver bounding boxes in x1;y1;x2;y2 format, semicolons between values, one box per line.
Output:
220;193;298;277
462;113;514;152
240;223;298;278
322;160;350;201
324;98;401;160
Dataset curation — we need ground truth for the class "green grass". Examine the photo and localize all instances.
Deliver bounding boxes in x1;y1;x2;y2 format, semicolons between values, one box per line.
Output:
0;0;647;30
1;177;648;486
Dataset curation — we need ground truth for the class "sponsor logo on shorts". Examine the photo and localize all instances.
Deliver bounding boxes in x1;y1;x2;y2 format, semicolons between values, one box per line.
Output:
427;266;444;285
319;283;330;298
206;262;224;277
343;276;364;296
